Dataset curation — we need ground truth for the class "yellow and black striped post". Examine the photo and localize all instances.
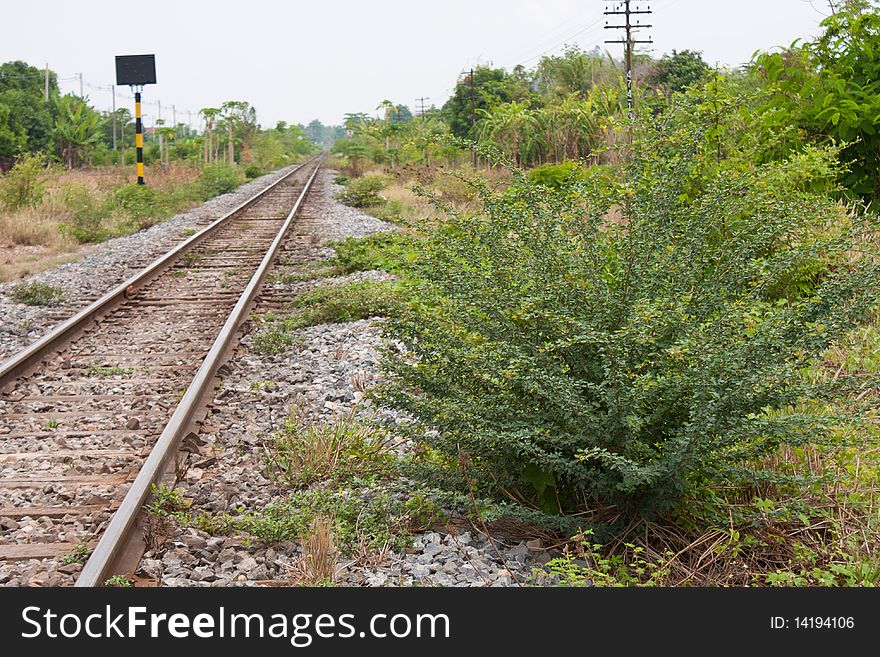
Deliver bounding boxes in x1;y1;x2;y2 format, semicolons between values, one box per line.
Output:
135;91;144;184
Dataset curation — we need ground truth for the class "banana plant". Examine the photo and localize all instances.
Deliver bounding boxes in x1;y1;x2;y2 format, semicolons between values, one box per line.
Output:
53;94;101;168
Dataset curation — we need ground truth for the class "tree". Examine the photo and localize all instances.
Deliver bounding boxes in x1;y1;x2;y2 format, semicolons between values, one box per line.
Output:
0;61;58;157
442;67;534;140
53;94;101;168
652;50;712;95
478;101;543;166
199;107;220;163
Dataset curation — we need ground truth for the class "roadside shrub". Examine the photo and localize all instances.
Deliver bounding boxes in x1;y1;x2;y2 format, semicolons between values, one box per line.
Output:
8;281;64;306
527;161;584;189
113;183;164;229
244;164;263;179
199;164;242;198
0;153;49;211
58;184;110;243
336;175;389;208
379;100;880;518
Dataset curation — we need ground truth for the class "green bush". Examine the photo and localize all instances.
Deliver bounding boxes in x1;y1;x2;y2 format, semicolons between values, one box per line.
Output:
113;183;164;230
527;161;584;189
58;184;110;243
286;280;404;328
244;163;263;179
379;100;880;517
8;281;64;306
199;164;242;198
0;152;48;211
336;175;389;208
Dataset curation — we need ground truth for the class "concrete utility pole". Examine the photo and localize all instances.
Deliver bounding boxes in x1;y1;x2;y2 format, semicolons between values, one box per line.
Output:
111;84;117;152
416;96;429;163
44;63;49;102
604;0;653;120
468;68;477;168
78;72;83;98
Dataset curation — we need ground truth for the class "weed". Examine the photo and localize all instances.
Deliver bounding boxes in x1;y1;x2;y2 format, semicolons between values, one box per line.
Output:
86;364;134;377
335;175;390;208
61;542;91;565
8;281;64;306
43;418;60;430
181;228;197;237
179;251;204;268
264;413;395;488
103;575;133;588
285;280;404;329
300;517;338;584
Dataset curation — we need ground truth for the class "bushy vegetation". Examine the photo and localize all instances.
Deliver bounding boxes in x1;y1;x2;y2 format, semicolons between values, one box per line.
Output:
335;174;390;208
8;281;64;305
379;99;880;518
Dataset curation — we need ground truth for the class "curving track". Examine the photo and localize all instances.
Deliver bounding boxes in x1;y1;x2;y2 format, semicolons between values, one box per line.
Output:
0;157;322;586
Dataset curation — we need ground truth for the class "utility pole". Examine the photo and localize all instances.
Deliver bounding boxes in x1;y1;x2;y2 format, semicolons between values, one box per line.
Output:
604;1;653;120
111;84;117;153
416;96;429;164
468;68;477;168
78;72;83;98
44;63;49;102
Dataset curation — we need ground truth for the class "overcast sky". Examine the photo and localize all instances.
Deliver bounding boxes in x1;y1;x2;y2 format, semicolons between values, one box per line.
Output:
1;0;831;130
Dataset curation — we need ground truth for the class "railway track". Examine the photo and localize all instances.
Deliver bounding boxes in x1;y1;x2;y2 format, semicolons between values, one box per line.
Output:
0;157;322;586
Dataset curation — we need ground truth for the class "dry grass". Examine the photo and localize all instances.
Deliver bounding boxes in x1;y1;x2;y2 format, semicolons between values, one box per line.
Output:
299;517;338;584
0;162;207;282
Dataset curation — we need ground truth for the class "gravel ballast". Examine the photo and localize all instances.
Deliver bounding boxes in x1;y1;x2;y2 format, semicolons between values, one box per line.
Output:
0;164;301;362
140;170;556;587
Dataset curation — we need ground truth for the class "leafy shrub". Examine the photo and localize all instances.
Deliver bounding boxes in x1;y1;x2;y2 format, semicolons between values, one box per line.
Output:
199;164;242;198
286;280;404;328
379;101;880;517
0;152;47;211
113;183;164;230
333;175;349;185
56;184;111;242
336;175;389;208
244;164;263;179
527;161;584;189
327;232;411;275
8;281;64;306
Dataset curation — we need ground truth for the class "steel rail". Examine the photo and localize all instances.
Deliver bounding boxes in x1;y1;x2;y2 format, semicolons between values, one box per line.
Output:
0;157;316;389
75;160;322;586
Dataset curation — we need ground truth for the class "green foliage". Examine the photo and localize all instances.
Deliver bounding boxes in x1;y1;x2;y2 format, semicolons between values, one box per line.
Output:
327;232;413;275
86;364;133;377
751;1;880;199
287;280;404;327
103;575;132;588
243;163;263;179
526;161;585;189
541;532;672;586
61;542;91;566
59;184;111;242
0;152;47;210
336;175;389;208
53;94;101;168
146;484;190;517
379;100;880;517
652;49;712;95
199;164;242;197
113;183;163;225
264;415;395;488
8;281;64;306
0;61;58;157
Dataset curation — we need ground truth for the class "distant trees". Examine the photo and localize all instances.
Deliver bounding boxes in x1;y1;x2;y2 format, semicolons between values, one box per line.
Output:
651;50;712;94
0;61;58;162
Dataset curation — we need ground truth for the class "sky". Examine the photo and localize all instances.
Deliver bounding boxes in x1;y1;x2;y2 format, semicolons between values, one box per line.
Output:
0;0;833;131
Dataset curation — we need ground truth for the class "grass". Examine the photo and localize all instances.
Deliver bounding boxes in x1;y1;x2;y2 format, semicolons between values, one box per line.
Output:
263;413;395;489
86;364;134;377
7;281;64;306
250;280;404;355
0;161;247;282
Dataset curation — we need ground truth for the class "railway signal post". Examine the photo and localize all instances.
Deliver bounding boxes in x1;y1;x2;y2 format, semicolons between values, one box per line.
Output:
115;54;157;185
